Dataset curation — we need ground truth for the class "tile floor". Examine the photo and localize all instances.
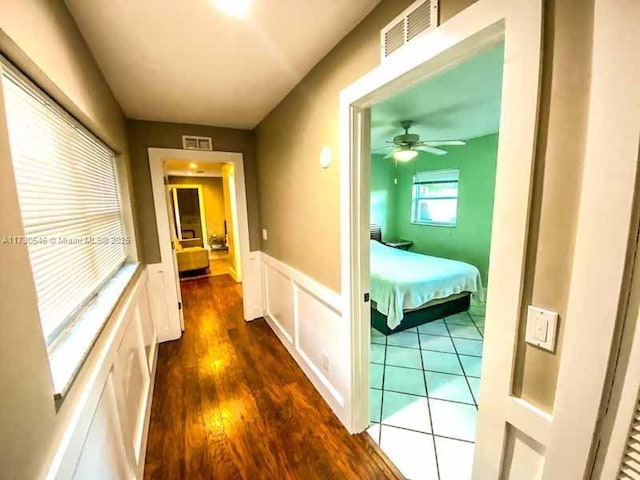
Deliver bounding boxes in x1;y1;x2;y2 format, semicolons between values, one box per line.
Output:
367;302;485;480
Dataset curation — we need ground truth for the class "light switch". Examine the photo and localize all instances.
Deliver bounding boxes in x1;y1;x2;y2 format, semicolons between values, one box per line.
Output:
526;305;558;352
262;228;268;241
533;315;548;342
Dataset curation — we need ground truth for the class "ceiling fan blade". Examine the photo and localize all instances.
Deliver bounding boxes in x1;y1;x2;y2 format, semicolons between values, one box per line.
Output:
423;140;466;146
416;146;448;156
371;145;394;152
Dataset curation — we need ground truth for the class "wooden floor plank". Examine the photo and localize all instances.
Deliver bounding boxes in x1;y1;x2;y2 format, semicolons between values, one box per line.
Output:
144;275;402;480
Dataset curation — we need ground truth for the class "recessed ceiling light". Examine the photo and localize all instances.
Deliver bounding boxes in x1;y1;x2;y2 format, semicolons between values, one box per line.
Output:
189;162;198;169
213;0;251;17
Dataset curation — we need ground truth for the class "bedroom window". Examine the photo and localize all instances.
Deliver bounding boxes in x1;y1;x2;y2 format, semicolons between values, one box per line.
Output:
411;169;459;226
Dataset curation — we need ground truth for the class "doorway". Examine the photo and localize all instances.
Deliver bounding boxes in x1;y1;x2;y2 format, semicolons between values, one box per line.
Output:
340;1;545;478
365;42;503;478
167;172;237;280
148;148;261;342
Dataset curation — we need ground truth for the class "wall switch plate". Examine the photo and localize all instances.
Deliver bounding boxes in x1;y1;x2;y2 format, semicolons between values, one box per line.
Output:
526;305;558;352
262;228;268;240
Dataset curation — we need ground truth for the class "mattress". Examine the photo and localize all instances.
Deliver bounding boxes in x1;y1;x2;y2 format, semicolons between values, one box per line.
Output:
370;240;482;329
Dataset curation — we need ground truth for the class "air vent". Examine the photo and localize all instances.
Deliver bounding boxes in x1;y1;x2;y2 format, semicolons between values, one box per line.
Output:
381;0;438;60
617;392;640;479
384;21;405;57
182;135;212;151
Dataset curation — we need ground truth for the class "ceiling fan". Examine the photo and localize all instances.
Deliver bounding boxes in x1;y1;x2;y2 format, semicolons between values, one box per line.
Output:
381;120;465;161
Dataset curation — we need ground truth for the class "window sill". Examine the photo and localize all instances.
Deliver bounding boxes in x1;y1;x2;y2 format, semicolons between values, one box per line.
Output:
49;263;141;407
411;221;457;228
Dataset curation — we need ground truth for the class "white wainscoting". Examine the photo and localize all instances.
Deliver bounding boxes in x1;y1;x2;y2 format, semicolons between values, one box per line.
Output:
243;250;265;322
146;262;182;343
260;253;346;423
46;267;158;479
501;426;546;480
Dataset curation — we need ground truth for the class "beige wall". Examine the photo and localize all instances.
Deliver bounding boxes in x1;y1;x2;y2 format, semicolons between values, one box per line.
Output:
0;2;127;150
169;176;228;243
0;1;131;478
256;0;419;289
127;120;261;264
256;0;594;411
512;0;593;408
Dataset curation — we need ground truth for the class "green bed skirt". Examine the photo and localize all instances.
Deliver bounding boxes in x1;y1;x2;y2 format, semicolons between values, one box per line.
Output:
371;293;471;336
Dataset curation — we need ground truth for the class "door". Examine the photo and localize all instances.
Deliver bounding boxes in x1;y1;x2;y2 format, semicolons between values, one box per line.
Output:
165;181;184;331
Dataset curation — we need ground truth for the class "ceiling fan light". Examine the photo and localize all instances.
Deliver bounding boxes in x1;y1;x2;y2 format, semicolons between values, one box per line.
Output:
393;149;419;162
213;0;251;17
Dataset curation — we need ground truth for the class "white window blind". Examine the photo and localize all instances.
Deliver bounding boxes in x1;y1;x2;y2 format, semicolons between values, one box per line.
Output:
2;66;128;348
411;169;459;226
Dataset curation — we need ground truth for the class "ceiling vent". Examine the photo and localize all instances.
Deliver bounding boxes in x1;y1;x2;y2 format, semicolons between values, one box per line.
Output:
381;0;438;60
182;135;213;151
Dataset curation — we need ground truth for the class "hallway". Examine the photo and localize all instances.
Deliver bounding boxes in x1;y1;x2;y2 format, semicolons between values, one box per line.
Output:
144;275;401;479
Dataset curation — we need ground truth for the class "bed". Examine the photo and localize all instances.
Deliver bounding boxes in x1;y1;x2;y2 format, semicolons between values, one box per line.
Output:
370;226;483;335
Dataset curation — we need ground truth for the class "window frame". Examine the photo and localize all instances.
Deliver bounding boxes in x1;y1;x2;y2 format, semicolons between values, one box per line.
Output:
410;168;460;227
0;56;139;401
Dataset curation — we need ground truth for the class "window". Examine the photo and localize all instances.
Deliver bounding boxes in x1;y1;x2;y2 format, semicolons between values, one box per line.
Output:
411;169;459;226
1;60;133;394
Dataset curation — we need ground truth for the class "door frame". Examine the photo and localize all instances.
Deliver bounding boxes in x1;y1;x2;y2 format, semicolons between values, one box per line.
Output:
148;148;260;341
169;183;208;249
340;0;545;477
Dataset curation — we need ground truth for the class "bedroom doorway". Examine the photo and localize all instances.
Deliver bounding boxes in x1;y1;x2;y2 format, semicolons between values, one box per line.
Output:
365;43;502;479
341;0;544;478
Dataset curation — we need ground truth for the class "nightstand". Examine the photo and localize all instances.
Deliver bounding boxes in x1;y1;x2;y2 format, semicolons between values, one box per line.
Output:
383;240;413;250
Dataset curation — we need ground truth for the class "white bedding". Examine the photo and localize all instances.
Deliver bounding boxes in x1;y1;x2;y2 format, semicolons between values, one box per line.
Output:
370;240;482;329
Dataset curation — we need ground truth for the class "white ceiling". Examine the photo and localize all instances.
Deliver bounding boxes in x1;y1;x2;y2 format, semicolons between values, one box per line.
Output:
371;44;504;152
65;0;381;129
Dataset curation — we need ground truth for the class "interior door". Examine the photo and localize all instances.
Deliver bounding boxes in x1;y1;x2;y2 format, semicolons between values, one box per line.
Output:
165;181;184;331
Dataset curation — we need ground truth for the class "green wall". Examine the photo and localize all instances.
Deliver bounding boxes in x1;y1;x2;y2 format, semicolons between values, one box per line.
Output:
370;153;397;239
372;134;498;285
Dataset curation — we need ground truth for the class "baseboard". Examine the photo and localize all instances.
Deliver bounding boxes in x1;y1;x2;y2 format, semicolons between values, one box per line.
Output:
229;266;239;282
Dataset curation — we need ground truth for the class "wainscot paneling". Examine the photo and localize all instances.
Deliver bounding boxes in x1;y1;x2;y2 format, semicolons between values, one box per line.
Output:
46;267;158;479
260;253;346;422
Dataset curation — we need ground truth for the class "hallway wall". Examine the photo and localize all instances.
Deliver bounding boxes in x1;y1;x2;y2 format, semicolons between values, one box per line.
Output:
127;120;261;264
255;0;594;412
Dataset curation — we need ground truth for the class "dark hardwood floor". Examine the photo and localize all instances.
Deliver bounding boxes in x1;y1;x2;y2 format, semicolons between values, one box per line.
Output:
144;275;402;480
